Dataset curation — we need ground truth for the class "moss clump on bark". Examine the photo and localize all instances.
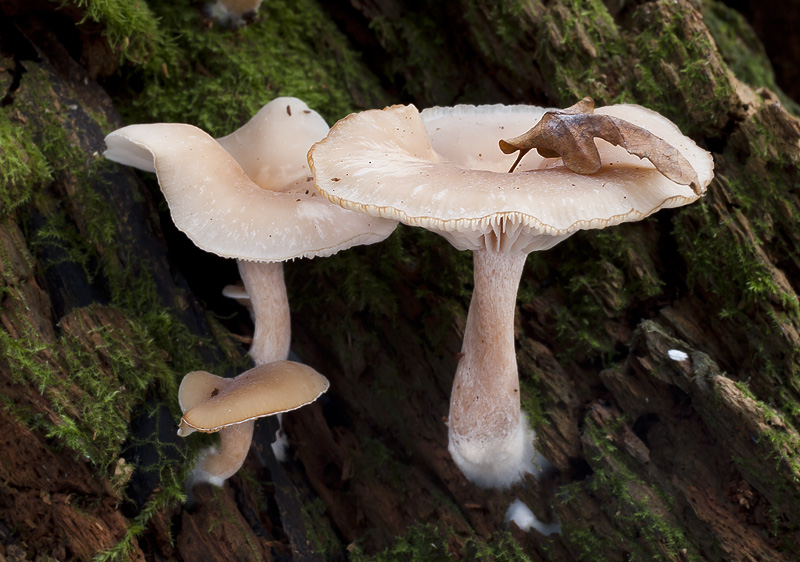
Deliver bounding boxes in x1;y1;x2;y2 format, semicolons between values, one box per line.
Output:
553;418;699;561
114;0;387;134
702;0;800;115
1;11;252;557
534;0;624;105
672;99;800;424
66;0;169;65
349;523;533;562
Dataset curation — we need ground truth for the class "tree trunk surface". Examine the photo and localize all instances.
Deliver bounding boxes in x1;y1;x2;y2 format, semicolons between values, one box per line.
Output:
1;0;799;561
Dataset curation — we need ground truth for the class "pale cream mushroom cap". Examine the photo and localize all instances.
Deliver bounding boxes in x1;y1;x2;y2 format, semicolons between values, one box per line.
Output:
104;98;397;262
216;98;330;192
310;103;713;254
178;361;329;436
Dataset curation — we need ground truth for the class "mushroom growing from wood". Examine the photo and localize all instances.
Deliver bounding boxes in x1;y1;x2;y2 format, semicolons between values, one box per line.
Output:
309;99;713;488
104;97;397;485
178;361;329;486
104;97;397;367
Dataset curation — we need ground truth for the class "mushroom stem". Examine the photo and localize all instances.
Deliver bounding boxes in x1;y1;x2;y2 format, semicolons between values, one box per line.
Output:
448;249;535;488
237;260;291;364
190;420;255;487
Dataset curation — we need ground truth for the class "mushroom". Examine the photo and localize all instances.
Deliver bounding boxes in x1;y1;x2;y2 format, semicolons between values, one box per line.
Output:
178;361;329;486
104;97;397;367
309;101;713;488
104;97;396;485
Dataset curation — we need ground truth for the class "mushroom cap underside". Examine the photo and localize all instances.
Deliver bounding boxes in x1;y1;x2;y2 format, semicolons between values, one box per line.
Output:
178;361;330;434
104;122;397;261
309;103;713;253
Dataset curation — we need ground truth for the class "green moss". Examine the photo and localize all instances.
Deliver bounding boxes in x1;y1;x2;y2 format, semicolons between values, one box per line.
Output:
727;384;800;523
1;302;175;471
521;221;665;365
0;108;52;219
625;0;735;134
0;36;253;560
94;436;190;562
370;10;459;105
349;524;532;562
535;0;736;135
555;420;699;561
15;61;228;381
702;0;800;116
535;0;625;105
299;497;342;557
66;0;171;66
351;436;410;493
519;368;546;429
672;100;800;421
116;0;386;134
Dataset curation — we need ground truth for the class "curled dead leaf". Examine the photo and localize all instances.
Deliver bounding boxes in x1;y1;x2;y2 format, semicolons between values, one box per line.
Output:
499;97;701;194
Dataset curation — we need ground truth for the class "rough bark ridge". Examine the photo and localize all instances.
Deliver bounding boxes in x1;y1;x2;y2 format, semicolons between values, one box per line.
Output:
1;0;799;560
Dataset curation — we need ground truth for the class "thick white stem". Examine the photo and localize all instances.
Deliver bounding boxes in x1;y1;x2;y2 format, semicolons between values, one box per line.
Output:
448;250;536;488
237;260;291;365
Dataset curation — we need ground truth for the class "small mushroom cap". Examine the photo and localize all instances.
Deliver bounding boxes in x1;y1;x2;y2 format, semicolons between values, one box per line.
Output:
178;361;329;436
221;283;249;301
104;98;396;262
310;103;713;254
216;98;330;192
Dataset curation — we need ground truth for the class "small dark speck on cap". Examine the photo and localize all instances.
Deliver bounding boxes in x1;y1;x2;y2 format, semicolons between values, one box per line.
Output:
286;105;292;116
304;110;311;114
211;388;219;397
331;177;341;182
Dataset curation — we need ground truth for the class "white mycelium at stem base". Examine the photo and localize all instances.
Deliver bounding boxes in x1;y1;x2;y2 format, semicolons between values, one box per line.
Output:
310;101;713;488
448;250;535;487
237;260;291;366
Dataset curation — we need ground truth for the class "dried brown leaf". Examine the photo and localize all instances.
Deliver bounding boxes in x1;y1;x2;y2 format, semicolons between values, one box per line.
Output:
499;97;701;193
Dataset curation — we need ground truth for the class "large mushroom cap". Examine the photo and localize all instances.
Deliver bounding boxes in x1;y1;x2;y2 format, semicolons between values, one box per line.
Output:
309;103;713;254
178;361;329;436
104;97;397;261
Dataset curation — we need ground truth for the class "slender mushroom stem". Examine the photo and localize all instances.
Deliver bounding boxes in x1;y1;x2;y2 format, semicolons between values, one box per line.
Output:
237;260;291;365
186;260;290;489
448;249;535;487
189;420;255;487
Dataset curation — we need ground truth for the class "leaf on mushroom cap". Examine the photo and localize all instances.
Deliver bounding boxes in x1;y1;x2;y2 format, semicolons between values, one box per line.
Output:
104;98;397;262
177;361;329;436
309;103;713;254
499;97;702;193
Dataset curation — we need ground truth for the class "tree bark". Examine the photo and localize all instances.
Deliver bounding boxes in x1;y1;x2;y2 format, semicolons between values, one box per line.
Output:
1;0;799;561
